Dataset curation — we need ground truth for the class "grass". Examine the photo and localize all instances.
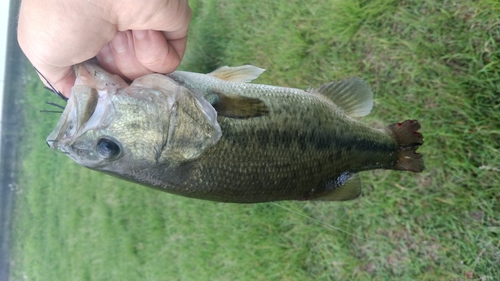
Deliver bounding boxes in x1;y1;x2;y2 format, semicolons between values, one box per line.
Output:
10;0;500;280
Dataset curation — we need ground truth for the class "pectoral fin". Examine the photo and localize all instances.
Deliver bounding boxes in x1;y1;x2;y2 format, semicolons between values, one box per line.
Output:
312;173;362;201
208;65;265;82
207;92;269;119
311;78;373;117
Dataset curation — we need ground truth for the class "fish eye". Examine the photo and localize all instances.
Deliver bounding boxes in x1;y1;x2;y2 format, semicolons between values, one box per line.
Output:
96;137;121;160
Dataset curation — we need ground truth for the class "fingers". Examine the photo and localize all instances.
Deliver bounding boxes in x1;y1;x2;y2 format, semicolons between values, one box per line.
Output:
36;67;76;99
18;0;192;97
101;0;191;79
18;0;115;97
53;71;76;99
133;30;185;74
97;31;150;80
97;29;188;81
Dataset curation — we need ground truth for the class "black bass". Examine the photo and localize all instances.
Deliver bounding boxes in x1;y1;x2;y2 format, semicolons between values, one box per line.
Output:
46;61;424;203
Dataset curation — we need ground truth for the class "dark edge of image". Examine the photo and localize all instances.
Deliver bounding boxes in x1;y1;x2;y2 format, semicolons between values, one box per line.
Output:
0;0;25;280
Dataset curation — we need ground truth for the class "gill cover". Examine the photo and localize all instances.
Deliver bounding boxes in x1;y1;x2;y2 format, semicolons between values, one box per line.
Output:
130;74;222;165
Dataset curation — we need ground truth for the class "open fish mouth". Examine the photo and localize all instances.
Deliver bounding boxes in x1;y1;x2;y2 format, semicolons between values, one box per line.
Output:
46;63;116;152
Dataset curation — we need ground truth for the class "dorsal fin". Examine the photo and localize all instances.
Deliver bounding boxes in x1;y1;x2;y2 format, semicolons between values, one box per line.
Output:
208;65;265;82
311;78;373;117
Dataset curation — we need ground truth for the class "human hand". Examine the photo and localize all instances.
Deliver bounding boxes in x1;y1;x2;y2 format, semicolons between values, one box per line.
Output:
18;0;192;97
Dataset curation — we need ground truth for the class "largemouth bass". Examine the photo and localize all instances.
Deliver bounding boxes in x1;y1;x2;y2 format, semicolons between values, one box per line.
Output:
46;61;424;203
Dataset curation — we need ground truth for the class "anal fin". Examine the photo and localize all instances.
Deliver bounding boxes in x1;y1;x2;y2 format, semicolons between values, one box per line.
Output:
312;173;362;201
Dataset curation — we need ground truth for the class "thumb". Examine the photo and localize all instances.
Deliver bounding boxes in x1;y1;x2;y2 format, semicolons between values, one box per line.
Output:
36;66;76;99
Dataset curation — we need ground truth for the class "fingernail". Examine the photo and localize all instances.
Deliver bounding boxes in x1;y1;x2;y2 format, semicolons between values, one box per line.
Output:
111;31;128;53
133;30;148;40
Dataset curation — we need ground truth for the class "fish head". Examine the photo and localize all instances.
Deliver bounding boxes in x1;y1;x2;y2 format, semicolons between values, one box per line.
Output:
47;61;221;174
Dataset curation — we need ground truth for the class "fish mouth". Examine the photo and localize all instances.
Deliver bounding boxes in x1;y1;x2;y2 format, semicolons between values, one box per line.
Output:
46;84;98;151
73;61;129;91
46;63;121;153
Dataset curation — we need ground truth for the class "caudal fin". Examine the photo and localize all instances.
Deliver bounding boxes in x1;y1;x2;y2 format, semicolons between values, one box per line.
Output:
386;120;425;172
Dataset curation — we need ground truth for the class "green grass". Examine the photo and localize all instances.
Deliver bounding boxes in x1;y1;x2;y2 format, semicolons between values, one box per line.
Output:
10;0;500;280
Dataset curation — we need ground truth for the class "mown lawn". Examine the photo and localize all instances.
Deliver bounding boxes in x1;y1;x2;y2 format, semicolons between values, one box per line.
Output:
10;0;499;280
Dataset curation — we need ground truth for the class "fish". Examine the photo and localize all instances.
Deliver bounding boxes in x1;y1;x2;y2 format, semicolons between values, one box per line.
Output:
46;61;424;203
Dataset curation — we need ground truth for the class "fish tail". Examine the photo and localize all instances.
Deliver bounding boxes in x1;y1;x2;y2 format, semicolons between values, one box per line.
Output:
386;120;425;172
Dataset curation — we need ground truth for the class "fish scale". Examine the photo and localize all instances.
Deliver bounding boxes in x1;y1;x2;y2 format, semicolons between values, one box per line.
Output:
173;108;398;202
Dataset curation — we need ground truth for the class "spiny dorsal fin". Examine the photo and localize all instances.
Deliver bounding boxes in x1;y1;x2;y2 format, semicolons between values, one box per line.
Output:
311;78;373;117
208;65;265;82
312;173;362;201
207;91;269;119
